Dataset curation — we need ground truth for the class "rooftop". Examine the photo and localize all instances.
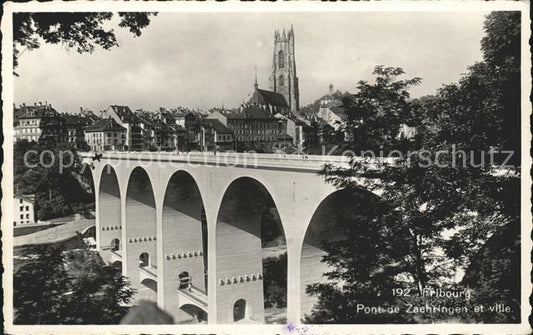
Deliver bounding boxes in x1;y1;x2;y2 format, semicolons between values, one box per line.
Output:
227;105;274;120
109;105;141;123
85;117;127;133
201;119;233;134
253;88;288;108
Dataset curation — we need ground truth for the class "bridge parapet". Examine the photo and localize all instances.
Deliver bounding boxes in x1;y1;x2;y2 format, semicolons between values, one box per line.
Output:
139;265;158;283
178;285;208;312
78;151;399;172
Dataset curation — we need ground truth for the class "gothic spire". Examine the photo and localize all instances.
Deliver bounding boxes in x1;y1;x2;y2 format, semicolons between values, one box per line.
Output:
254;66;258;90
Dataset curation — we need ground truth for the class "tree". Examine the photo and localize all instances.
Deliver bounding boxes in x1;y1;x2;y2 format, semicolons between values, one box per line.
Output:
263;253;288;308
14;246;134;324
13;12;156;73
480;11;521;164
14;141;95;220
337;66;421;153
303;189;415;324
308;15;521;320
14;246;71;324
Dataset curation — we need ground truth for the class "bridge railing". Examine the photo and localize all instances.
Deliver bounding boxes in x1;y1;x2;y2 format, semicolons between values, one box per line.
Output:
178;285;208;307
79;151;519;176
79;151;382;171
139;265;158;279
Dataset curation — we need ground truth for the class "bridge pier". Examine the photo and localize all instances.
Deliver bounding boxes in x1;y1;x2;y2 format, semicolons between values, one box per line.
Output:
156;201;165;310
207;208;218;324
286;237;303;323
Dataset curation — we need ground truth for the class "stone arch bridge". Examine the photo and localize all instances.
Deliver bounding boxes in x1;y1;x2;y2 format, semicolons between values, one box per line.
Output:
81;151;375;324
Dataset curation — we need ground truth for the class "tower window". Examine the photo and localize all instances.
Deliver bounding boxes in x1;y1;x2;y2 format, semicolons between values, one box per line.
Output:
278;50;284;68
279;74;284;86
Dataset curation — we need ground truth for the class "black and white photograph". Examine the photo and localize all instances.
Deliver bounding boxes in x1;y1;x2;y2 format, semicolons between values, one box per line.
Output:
2;1;531;334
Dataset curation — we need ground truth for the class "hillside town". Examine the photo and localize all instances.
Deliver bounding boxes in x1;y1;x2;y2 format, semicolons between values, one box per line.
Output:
13;85;348;154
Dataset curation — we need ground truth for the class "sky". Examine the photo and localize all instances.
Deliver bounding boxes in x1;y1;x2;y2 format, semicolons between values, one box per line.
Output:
14;11;491;113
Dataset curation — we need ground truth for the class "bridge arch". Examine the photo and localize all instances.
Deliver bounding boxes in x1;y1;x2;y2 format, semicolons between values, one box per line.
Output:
125;166;157;303
300;187;380;320
215;176;287;324
162;170;208;322
179;304;208;324
98;165;121;257
141;278;158;292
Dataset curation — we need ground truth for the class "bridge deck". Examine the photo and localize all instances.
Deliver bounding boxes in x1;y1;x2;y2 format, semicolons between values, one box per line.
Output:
78;151;386;172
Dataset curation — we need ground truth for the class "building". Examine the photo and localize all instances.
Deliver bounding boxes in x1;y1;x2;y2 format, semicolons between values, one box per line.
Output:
274;113;305;147
102;105;144;151
206;108;229;126
226;105;285;151
200;118;234;151
269;26;299;114
62;113;93;149
84;117;127;152
136;110;157;151
14;102;66;144
152;118;179;151
247;78;289;115
14;194;36;226
316;84;345;128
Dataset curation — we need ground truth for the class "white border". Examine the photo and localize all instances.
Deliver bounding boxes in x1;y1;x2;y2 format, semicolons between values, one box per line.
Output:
2;1;531;334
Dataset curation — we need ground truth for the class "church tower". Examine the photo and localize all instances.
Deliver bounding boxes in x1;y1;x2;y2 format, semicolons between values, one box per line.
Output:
269;25;299;114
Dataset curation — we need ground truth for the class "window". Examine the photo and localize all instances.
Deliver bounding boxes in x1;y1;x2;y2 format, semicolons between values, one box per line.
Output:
233;299;247;322
278;50;284;68
178;271;191;290
20;206;24;211
26;206;29;211
139;252;149;267
26;214;29;219
20;214;23;219
111;238;120;251
279;74;284;86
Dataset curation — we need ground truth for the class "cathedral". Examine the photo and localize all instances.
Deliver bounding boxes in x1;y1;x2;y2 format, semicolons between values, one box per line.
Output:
247;25;300;115
269;25;299;114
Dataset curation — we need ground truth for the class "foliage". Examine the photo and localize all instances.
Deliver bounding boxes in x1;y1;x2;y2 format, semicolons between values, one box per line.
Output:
261;208;284;248
14;245;134;324
336;66;421;153
13;12;156;72
306;11;521;324
14;246;71;324
14;140;95;221
303;189;415;323
263;253;287;308
460;220;521;323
